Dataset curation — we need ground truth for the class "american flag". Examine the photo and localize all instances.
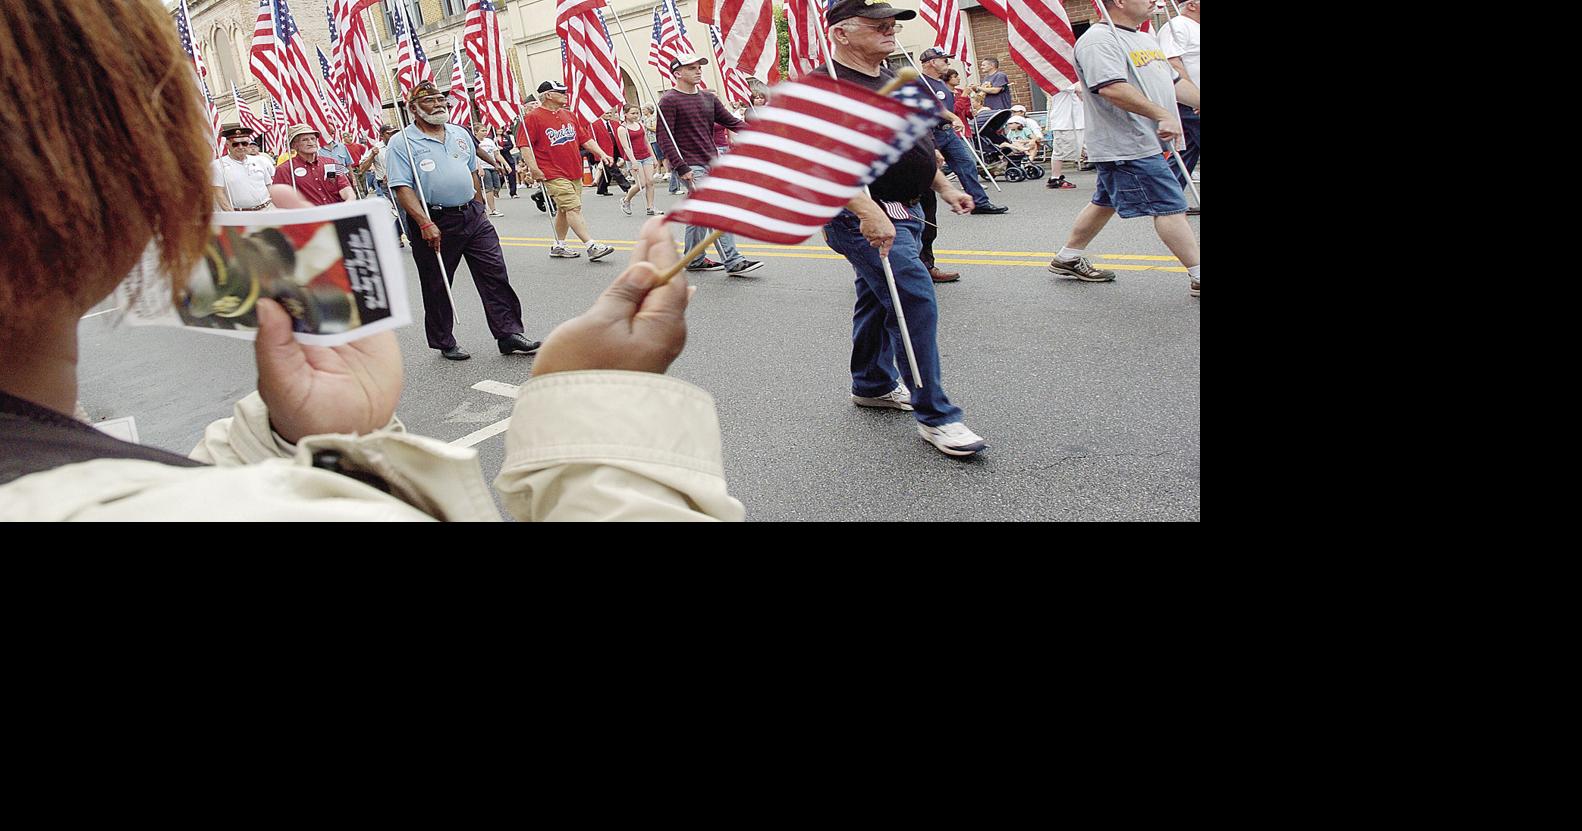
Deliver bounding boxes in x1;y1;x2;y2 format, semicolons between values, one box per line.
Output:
648;0;698;87
556;2;623;132
707;25;755;108
175;0;224;158
920;0;973;78
317;46;353;134
783;0;829;81
664;74;941;245
448;42;473;126
332;0;384;137
233;82;270;140
464;0;520;130
261;97;286;152
697;0;777;85
978;0;1078;92
391;0;434;95
249;0;335;138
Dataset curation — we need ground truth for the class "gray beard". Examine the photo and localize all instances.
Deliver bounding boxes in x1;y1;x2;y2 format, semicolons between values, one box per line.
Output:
419;111;448;126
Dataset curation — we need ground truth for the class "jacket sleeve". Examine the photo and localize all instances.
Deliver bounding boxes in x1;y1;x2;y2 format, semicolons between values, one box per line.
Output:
190;391;502;521
494;371;745;522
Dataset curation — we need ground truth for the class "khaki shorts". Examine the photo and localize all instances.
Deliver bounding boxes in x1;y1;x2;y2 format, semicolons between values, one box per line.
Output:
543;178;582;212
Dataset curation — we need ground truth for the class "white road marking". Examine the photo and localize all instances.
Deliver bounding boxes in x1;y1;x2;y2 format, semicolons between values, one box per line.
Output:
450;380;523;447
472;380;521;399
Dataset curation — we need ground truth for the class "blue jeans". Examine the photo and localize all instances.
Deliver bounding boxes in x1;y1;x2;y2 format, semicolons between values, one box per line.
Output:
934;128;990;206
822;206;964;427
683;165;744;268
1173;104;1200;186
1093;154;1189;219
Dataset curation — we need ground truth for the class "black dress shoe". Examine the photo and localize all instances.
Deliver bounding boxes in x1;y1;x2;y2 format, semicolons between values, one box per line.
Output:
498;334;542;355
440;347;471;361
970;203;1009;215
531;192;546;212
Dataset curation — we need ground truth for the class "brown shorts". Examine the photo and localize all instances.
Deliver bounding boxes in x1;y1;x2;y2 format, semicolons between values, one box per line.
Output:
543;178;582;212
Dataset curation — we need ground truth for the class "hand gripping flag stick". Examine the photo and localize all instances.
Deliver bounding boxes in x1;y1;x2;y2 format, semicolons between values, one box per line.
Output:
602;1;733;264
1091;1;1199;207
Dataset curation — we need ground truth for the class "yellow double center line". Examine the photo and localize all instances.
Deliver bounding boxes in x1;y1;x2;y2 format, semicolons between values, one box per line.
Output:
498;237;1186;273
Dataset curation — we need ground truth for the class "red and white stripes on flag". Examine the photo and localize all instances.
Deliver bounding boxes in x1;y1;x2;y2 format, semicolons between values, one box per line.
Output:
332;0;383;136
708;25;755;107
556;2;623;132
175;0;223;157
664;74;939;245
920;0;973;78
249;0;335;137
783;0;829;81
648;0;697;86
701;0;778;84
233;82;270;139
465;0;520;130
391;0;434;95
264;98;289;153
316;46;353;134
979;0;1078;92
448;42;474;126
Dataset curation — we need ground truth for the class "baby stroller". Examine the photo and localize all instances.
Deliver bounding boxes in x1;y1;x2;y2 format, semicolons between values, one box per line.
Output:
971;109;1046;183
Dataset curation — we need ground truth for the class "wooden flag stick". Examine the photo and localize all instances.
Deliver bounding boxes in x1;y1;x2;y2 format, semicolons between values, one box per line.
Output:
655;229;723;286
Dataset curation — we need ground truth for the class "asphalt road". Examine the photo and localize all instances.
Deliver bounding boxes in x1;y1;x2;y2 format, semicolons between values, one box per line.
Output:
76;165;1200;521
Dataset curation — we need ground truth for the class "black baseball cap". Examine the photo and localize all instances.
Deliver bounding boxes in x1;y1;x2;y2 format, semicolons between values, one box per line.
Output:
826;0;917;27
919;47;953;62
537;80;567;94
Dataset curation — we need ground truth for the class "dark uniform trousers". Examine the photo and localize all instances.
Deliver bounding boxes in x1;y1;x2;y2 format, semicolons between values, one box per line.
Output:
408;200;524;350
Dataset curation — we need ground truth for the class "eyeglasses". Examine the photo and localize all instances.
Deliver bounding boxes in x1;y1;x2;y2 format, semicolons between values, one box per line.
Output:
845;22;902;34
229;141;250;147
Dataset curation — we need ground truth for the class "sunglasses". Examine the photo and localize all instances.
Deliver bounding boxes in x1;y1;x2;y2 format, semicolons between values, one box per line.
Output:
229;141;251;147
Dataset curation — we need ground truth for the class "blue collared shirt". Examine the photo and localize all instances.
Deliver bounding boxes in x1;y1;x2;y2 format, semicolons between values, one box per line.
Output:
385;123;479;207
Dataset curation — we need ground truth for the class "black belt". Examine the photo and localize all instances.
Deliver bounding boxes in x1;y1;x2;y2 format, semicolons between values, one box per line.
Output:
427;203;469;215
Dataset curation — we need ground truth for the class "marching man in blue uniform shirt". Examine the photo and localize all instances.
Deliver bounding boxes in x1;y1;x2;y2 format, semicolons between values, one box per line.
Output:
387;80;540;360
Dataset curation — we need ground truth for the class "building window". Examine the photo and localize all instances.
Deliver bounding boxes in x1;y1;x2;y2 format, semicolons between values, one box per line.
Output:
442;0;467;17
384;0;424;33
211;29;239;91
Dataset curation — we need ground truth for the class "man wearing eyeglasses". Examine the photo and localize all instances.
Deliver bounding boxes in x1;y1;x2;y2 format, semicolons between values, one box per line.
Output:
386;80;539;361
212;125;272;211
814;0;987;458
272;124;355;207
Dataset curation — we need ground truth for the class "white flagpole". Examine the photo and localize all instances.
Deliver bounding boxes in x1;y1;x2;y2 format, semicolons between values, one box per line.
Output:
1092;1;1198;206
816;21;924;390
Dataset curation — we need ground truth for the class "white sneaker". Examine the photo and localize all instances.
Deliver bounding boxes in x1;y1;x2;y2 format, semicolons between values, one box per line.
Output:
587;242;615;261
918;422;987;457
489;210;504;217
852;384;913;411
549;245;581;259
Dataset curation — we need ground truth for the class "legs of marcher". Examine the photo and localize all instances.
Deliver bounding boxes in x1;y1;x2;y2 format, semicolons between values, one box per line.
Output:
937;132;991;205
1178;104;1200;176
455;202;525;338
562;208;592;243
920;190;938;269
825;211;964;426
408;210;472;350
1064;202;1116;249
684;165;743;266
1153;213;1199;269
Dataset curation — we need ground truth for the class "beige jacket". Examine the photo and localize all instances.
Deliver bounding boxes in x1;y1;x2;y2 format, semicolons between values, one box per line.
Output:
0;371;743;522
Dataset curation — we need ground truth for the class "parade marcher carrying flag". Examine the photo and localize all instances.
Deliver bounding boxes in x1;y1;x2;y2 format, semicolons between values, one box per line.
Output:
1046;0;1201;296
